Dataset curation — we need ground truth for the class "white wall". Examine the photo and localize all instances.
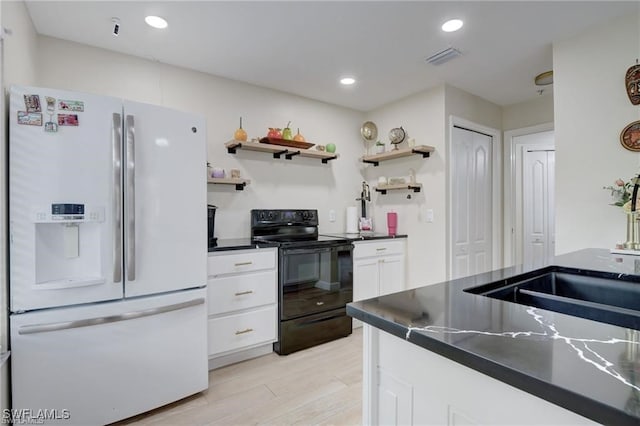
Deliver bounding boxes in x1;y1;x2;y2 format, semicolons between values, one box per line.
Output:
554;11;640;253
502;95;554;131
2;0;38;87
34;36;365;238
365;86;446;288
445;84;502;131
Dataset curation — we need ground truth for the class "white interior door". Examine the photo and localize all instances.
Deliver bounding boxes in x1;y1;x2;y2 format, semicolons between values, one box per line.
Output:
523;149;555;269
123;101;207;298
452;126;493;279
509;129;555;267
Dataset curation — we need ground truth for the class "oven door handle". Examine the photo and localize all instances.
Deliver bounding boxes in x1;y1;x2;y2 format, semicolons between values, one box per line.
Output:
281;247;332;255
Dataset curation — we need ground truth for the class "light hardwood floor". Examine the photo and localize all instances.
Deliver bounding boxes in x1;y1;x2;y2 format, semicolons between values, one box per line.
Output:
117;328;363;425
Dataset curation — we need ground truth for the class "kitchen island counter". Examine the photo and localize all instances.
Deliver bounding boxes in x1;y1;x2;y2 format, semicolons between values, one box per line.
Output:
347;248;640;425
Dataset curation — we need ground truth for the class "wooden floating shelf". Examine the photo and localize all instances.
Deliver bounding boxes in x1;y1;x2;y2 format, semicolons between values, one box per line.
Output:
362;145;435;166
207;177;251;191
374;183;422;195
225;140;339;163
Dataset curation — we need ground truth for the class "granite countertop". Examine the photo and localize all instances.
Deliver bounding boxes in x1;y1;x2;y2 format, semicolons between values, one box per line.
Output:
208;238;279;252
347;248;640;425
320;232;408;241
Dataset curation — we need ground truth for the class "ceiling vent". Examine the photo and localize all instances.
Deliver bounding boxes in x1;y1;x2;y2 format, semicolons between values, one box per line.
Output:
425;47;462;66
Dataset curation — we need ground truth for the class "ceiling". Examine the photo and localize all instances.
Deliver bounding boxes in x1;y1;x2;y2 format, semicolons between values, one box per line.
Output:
24;1;639;112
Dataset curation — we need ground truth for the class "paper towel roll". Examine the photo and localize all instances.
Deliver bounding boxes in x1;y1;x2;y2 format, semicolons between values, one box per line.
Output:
346;207;359;234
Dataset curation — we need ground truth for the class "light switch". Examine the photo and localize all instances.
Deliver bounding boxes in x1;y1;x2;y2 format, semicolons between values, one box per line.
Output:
329;209;336;222
426;209;434;223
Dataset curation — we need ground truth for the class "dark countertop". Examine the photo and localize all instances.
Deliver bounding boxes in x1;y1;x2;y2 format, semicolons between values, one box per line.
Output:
347;248;640;425
210;234;407;252
320;232;408;241
208;238;279;252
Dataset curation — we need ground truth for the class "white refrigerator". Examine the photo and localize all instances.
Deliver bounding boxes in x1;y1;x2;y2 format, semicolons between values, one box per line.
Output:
9;85;208;425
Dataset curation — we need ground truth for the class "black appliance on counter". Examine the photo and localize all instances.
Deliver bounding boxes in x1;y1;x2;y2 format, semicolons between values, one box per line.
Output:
251;209;353;355
208;205;217;248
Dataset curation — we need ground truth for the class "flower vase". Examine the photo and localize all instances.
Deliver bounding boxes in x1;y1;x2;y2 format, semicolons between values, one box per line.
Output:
624;211;640;250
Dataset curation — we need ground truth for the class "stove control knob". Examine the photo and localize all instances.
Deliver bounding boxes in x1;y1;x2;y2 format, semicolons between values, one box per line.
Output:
267;211;275;220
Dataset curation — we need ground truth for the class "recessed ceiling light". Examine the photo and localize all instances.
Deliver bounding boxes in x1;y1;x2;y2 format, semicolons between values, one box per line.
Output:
340;77;356;85
145;15;168;29
442;19;463;33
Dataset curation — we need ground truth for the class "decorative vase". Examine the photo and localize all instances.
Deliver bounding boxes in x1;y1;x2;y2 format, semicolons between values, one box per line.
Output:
624;211;640;250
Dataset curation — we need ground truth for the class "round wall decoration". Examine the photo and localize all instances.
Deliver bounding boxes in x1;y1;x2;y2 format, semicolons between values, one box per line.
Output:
620;120;640;151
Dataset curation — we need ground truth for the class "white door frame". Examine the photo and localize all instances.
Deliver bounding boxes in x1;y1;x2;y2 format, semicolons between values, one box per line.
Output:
503;122;554;267
447;116;502;279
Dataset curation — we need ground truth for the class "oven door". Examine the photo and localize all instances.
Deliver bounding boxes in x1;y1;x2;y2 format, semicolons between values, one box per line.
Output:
280;244;353;320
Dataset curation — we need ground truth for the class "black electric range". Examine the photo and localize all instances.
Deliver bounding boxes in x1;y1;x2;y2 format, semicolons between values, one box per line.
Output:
251;209;353;355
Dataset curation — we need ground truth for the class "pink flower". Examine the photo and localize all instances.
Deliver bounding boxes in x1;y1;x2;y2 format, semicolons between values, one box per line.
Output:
616;179;625;186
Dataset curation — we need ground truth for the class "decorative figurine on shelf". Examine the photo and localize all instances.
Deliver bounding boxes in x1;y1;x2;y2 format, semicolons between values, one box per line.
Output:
389;126;406;150
234;117;247;142
267;127;282;138
282;122;293;140
293;128;306;142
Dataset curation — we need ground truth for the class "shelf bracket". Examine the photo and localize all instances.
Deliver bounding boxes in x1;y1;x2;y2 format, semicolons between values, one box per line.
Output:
227;143;241;154
235;182;247;191
273;149;288;159
321;155;338;164
375;188;387;195
409;185;421;193
412;149;430;158
363;159;380;167
285;150;301;160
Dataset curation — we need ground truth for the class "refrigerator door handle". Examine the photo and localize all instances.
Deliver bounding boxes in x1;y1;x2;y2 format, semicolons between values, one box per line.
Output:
112;113;123;284
125;114;136;282
17;297;205;335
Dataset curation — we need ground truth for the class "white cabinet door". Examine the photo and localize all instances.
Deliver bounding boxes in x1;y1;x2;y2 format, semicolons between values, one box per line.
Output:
452;126;493;279
379;255;405;297
354;258;379;301
123;101;207;297
523;149;555;269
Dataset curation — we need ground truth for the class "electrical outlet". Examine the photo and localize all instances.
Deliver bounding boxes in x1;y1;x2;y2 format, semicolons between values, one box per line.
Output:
426;209;434;223
329;209;336;222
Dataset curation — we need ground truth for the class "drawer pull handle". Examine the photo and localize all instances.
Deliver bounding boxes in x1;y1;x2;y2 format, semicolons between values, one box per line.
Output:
235;328;254;335
316;301;325;306
234;290;254;296
234;261;253;266
376;248;387;251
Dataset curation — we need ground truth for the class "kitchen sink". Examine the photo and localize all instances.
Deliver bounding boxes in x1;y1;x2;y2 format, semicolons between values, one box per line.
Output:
464;267;640;330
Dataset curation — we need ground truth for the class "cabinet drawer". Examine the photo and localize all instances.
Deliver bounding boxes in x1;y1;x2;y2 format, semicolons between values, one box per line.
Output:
208;271;276;315
353;240;405;259
208;305;277;356
208;249;276;276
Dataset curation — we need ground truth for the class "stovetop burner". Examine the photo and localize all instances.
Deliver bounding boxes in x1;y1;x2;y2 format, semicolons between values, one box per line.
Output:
251;209;350;247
